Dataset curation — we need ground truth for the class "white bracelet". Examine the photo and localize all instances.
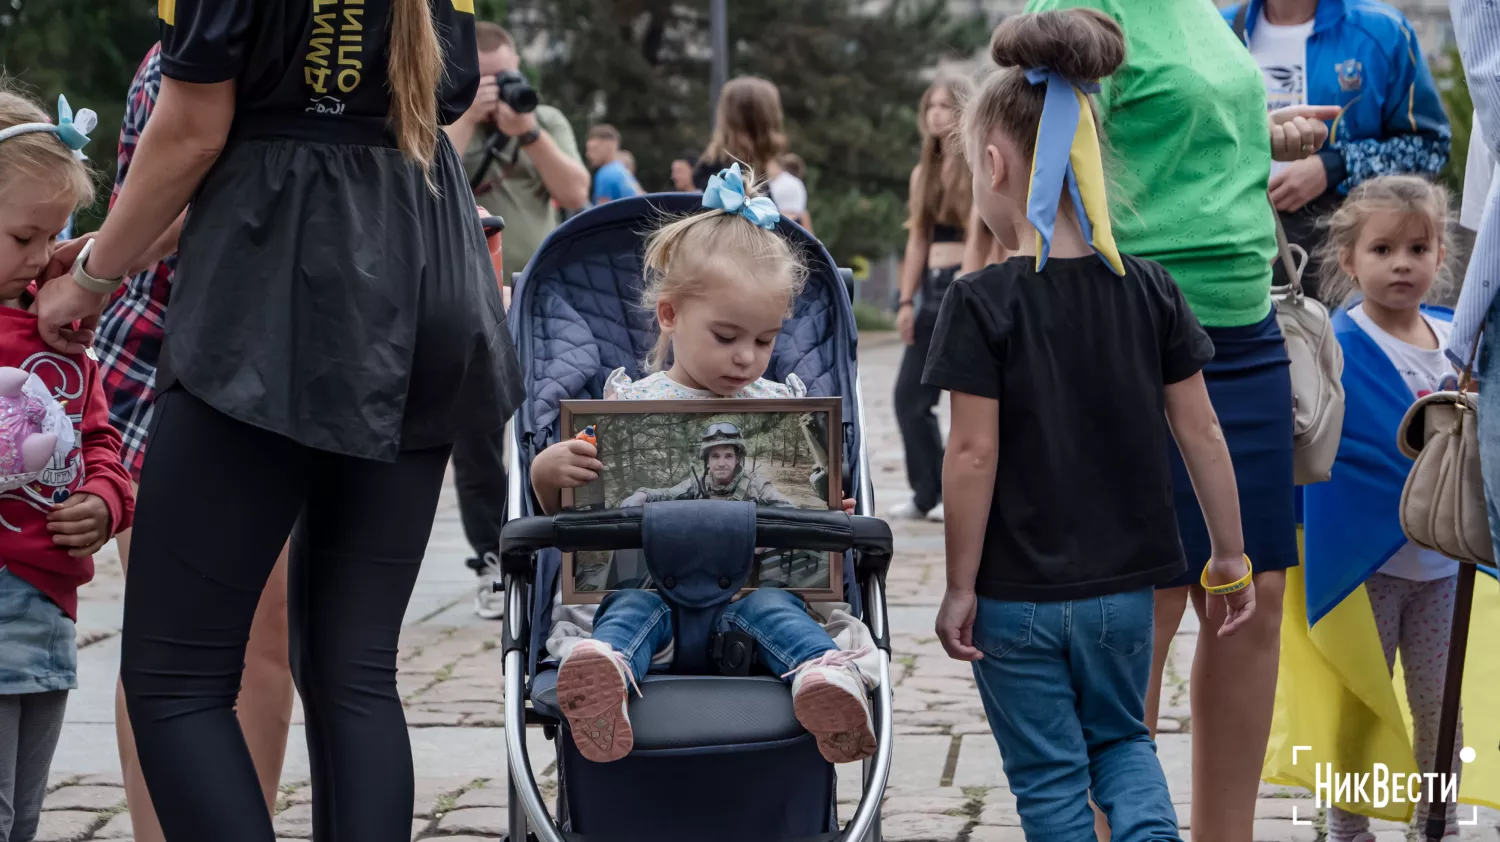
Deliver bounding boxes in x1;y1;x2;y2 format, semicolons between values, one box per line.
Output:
69;239;124;296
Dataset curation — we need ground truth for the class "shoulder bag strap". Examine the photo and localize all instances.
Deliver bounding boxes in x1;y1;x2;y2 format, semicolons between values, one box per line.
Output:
1270;196;1310;299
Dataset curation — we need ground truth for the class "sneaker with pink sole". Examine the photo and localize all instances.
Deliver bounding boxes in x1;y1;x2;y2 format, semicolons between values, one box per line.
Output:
555;640;641;763
786;647;876;764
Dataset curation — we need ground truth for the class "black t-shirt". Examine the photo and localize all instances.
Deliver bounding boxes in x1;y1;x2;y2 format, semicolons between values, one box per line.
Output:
158;0;479;133
923;255;1214;602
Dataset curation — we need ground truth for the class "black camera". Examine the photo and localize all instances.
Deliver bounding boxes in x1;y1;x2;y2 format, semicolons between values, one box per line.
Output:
495;70;539;114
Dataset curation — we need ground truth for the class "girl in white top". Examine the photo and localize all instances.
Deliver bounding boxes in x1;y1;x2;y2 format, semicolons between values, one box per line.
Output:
529;164;876;767
1313;175;1464;841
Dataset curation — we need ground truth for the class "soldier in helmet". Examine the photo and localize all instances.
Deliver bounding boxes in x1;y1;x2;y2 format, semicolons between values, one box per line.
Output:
619;422;794;508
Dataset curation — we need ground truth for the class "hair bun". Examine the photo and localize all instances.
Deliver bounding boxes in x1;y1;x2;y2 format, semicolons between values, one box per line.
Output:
989;9;1126;84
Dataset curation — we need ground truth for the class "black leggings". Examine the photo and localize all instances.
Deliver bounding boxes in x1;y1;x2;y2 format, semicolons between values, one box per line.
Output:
120;387;451;842
894;305;943;512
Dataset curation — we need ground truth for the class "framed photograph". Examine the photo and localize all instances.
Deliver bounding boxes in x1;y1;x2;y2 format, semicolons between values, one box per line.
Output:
558;397;843;604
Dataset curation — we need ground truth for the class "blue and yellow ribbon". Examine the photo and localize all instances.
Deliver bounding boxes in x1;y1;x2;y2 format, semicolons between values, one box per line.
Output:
1023;68;1123;276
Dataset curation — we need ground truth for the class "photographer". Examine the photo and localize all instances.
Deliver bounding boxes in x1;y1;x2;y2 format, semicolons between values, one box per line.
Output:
445;21;589;620
447;22;590;285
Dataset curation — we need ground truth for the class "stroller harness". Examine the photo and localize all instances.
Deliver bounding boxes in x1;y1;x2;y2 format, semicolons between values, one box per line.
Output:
641;500;757;674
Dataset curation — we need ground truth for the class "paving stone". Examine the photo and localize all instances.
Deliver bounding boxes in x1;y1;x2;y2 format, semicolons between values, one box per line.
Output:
439;806;506;836
880;812;969;841
404;709;465;727
952;735;1008;788
413;776;481;818
454;784;508;809
272;802;312;838
1250;818;1319;841
969;827;1027;842
979;789;1020;826
881;792;969;816
33;811;97;842
94;812;133;839
77;772;125;787
902;677;977;696
1255;799;1315;820
1156;717;1182;733
42;785;127;811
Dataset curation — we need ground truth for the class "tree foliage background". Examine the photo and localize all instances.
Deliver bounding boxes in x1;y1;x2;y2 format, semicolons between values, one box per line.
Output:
0;0;984;261
513;0;985;265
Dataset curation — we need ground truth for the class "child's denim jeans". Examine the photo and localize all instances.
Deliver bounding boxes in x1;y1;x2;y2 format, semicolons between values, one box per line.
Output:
591;585;837;681
969;589;1182;842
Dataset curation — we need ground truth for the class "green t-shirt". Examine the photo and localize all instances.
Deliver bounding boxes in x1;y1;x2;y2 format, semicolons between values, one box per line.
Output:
1024;0;1276;328
464;104;583;283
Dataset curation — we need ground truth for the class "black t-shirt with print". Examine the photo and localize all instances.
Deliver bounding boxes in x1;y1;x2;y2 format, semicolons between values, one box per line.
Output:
923;255;1214;602
158;0;478;134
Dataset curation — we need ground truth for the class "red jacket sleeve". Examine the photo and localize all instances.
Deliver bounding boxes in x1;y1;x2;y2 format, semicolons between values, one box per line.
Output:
74;358;135;536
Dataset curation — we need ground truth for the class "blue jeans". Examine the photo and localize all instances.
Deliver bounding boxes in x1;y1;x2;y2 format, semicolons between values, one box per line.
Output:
591;586;838;681
970;589;1181;842
1478;305;1500;559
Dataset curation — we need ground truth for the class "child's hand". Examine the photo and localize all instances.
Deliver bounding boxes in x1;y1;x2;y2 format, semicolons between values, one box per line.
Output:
841;498;855;514
1203;556;1257;637
935;588;983;662
47;492;112;557
534;440;603;489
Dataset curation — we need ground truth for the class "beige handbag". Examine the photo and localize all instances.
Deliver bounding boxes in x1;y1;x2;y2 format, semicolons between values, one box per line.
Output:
1396;333;1493;565
1270;208;1345;485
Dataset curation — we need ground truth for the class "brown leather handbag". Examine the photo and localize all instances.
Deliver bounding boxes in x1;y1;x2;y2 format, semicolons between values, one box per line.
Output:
1396;332;1492;564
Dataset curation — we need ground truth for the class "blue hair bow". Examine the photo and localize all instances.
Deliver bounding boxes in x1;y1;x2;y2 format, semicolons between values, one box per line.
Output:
702;163;781;229
1023;68;1123;276
0;95;97;161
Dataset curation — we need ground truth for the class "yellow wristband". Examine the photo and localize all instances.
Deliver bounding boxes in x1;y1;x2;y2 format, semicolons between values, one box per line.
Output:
1200;555;1253;596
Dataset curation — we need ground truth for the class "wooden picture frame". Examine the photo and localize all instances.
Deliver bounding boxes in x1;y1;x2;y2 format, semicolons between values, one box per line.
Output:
558;397;844;604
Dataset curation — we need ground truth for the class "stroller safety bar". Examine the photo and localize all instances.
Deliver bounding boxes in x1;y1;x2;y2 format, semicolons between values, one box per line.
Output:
500;507;894;568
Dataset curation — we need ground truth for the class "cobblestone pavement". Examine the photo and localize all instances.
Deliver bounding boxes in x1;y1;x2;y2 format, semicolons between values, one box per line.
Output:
38;334;1500;841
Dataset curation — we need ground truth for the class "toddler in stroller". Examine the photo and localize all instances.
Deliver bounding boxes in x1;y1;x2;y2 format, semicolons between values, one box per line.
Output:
531;164;878;766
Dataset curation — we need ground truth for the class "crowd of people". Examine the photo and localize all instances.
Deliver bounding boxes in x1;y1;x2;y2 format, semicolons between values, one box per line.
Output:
0;0;1494;840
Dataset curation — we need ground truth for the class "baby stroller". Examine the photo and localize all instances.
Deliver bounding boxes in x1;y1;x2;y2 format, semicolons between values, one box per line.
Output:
496;194;896;842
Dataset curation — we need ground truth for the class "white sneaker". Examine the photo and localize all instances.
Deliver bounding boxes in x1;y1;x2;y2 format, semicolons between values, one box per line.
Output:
925;503;945;523
556;640;641;763
888;500;928;520
786;648;876;764
472;553;506;620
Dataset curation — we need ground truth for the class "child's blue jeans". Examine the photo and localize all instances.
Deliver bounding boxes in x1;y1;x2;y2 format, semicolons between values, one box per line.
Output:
591;585;837;681
969;589;1182;842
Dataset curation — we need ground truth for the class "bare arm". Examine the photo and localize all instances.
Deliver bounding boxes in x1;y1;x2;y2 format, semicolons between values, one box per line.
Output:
523;130;590;211
443;118;480;162
935;391;999;661
126;210;187;277
34;78;233;352
89;78;233;279
1163;372;1255;635
899;166;929;308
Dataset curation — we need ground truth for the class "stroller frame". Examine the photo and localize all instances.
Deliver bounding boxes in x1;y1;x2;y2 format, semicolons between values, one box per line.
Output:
494;194;895;841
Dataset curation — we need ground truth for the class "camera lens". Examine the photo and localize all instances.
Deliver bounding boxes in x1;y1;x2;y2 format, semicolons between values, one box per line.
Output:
495;71;539;114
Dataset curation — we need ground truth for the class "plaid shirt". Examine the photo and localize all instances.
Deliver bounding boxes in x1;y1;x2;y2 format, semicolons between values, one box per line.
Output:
94;43;174;480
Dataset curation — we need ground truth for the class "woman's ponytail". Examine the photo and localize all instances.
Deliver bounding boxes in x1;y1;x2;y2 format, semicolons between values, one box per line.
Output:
388;0;444;175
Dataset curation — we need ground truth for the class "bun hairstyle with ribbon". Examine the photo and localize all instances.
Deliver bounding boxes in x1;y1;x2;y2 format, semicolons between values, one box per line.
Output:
641;163;808;372
0;82;95;209
964;9;1126;274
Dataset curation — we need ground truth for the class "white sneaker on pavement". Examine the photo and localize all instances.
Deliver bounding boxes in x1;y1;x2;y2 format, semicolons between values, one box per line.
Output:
889;500;928;520
925;503;945;522
473;552;506;620
556;640;641;763
786;647;876;764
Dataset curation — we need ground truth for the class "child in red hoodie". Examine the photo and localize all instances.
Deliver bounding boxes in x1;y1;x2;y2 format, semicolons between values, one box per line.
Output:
0;85;133;841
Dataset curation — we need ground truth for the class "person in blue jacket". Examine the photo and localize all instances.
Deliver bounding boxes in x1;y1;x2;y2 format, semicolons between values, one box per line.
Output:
1224;0;1450;301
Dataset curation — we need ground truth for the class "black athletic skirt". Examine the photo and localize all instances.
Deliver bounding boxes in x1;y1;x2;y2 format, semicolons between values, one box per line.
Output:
160;123;523;462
